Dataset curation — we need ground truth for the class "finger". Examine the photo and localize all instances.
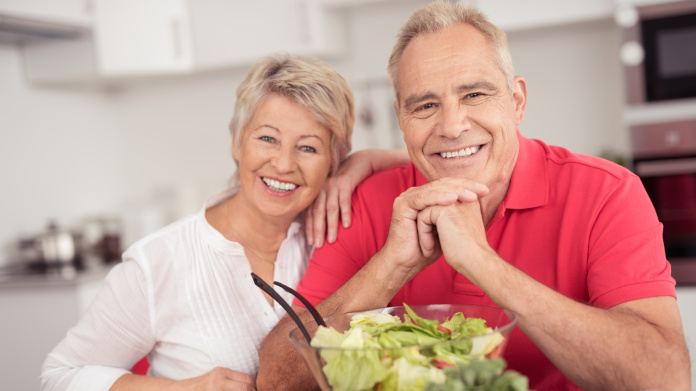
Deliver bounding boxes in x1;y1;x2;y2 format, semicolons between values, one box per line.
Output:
305;206;315;246
325;186;340;244
434;178;488;199
401;190;459;217
221;369;256;390
312;191;327;248
338;184;353;229
221;380;256;391
417;208;438;258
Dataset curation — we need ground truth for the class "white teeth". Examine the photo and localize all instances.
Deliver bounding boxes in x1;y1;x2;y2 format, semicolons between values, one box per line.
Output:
262;177;298;192
439;145;481;159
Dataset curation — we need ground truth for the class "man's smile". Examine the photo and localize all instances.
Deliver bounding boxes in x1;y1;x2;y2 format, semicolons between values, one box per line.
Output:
437;144;482;159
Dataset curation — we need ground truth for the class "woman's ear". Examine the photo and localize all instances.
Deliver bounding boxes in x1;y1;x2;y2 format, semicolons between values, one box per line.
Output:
231;135;240;161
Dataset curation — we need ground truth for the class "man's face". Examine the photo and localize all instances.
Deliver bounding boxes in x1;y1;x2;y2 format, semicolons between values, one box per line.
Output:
396;24;526;193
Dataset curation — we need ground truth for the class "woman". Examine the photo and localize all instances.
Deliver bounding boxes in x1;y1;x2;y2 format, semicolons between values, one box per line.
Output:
41;54;408;391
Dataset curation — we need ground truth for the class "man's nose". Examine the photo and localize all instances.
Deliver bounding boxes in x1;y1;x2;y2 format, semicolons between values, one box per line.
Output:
271;147;298;173
436;100;471;139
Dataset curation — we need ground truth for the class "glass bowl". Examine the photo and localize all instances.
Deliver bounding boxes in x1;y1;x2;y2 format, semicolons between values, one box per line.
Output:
288;304;517;391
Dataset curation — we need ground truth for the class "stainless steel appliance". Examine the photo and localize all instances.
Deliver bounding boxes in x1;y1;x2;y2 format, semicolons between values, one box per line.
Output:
632;118;696;285
621;1;696;104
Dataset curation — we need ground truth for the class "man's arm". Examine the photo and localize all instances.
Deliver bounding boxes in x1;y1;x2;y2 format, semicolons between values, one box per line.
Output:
257;179;489;390
474;251;688;390
418;199;691;390
256;250;420;390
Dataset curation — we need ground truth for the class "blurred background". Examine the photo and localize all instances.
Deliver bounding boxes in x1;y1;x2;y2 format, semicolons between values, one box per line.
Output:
0;0;694;389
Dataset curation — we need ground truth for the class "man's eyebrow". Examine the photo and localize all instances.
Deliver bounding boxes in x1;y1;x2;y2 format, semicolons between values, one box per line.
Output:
402;81;500;111
457;81;498;93
403;92;437;111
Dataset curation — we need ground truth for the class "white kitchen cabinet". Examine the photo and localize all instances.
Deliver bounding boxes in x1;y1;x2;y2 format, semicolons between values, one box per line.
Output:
0;0;92;27
22;0;346;82
0;267;110;391
91;0;346;77
472;0;615;32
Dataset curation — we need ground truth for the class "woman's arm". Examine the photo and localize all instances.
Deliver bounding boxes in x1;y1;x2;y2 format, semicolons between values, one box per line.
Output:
306;148;410;247
40;258;155;391
111;368;255;391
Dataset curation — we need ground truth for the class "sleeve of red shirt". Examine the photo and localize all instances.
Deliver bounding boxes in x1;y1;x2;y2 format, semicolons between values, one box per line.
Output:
293;165;412;307
587;173;676;309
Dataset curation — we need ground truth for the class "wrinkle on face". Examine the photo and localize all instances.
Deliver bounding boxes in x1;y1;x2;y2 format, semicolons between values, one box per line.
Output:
396;24;524;203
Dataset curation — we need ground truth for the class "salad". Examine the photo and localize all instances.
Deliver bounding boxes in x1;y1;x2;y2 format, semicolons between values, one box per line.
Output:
310;304;525;391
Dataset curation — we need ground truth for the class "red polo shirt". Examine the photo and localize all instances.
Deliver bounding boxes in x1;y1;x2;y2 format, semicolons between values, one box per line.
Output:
295;132;675;390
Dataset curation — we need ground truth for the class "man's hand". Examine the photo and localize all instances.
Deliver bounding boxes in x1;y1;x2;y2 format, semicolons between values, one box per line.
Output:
380;178;488;280
416;196;493;284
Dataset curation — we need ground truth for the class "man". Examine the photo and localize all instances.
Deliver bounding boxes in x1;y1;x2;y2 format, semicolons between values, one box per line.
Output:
256;1;691;390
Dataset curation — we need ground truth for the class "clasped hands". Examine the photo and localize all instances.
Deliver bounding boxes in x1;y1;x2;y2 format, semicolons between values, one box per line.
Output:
382;178;491;280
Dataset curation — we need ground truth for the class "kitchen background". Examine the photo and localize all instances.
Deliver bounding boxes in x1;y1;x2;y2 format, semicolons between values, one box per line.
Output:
1;0;694;390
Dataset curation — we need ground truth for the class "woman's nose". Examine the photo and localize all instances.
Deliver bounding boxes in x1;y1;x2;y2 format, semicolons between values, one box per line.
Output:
270;147;298;173
436;100;471;139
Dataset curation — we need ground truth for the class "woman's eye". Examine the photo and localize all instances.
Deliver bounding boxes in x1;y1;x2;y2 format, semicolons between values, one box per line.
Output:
299;145;317;153
259;136;275;143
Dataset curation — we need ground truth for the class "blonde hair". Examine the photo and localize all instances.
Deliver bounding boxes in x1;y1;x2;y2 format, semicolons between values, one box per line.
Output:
387;0;514;104
229;54;354;181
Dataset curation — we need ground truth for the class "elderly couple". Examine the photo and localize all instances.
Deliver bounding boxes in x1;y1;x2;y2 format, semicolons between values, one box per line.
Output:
41;1;691;390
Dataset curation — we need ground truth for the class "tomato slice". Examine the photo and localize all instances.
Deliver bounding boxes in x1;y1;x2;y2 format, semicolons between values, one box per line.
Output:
437;324;452;335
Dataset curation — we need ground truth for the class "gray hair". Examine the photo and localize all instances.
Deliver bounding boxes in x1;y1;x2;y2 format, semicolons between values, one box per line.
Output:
229;53;354;182
387;0;515;104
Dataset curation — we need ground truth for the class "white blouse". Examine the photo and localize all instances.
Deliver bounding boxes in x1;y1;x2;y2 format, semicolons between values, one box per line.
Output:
40;187;312;391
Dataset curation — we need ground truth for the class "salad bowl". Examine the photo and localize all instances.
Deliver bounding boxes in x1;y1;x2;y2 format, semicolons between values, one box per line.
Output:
287;303;517;391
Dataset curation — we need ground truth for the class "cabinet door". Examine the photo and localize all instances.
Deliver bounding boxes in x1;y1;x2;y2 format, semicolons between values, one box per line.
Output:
0;0;91;25
93;0;194;76
474;0;614;32
188;0;345;70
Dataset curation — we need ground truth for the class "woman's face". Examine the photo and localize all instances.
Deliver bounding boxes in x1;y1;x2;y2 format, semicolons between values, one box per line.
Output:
234;94;333;221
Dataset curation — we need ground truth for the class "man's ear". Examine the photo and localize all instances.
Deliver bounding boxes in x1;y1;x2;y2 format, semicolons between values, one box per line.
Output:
512;76;527;126
393;100;403;131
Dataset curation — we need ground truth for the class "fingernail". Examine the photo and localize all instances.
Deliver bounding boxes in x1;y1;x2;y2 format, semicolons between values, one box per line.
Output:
328;234;336;243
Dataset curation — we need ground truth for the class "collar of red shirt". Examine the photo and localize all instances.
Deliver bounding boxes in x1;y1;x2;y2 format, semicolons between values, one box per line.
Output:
412;130;549;213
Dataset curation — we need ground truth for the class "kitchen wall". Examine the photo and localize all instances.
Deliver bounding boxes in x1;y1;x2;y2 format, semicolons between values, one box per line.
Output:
0;1;627;262
0;45;127;264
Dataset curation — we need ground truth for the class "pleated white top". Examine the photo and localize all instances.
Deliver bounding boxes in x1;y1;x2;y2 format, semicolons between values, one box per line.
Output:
40;187;311;391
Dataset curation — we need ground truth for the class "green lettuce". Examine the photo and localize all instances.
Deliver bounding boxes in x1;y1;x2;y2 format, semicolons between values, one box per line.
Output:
309;304;523;391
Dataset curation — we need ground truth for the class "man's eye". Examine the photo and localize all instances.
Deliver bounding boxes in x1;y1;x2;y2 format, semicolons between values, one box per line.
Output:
299;146;317;153
412;103;438;119
416;103;435;112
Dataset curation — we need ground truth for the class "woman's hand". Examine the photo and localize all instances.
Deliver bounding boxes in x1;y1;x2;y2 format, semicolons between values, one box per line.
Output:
305;148;410;248
306;153;368;248
171;367;256;391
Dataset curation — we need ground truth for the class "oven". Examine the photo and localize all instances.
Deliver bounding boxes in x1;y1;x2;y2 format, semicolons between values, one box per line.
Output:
632;118;696;285
621;0;696;104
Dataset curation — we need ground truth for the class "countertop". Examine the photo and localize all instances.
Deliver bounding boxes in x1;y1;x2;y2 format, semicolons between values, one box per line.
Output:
0;260;116;288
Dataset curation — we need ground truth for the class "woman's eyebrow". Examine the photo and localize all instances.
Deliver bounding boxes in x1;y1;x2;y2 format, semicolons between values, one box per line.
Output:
299;134;325;145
